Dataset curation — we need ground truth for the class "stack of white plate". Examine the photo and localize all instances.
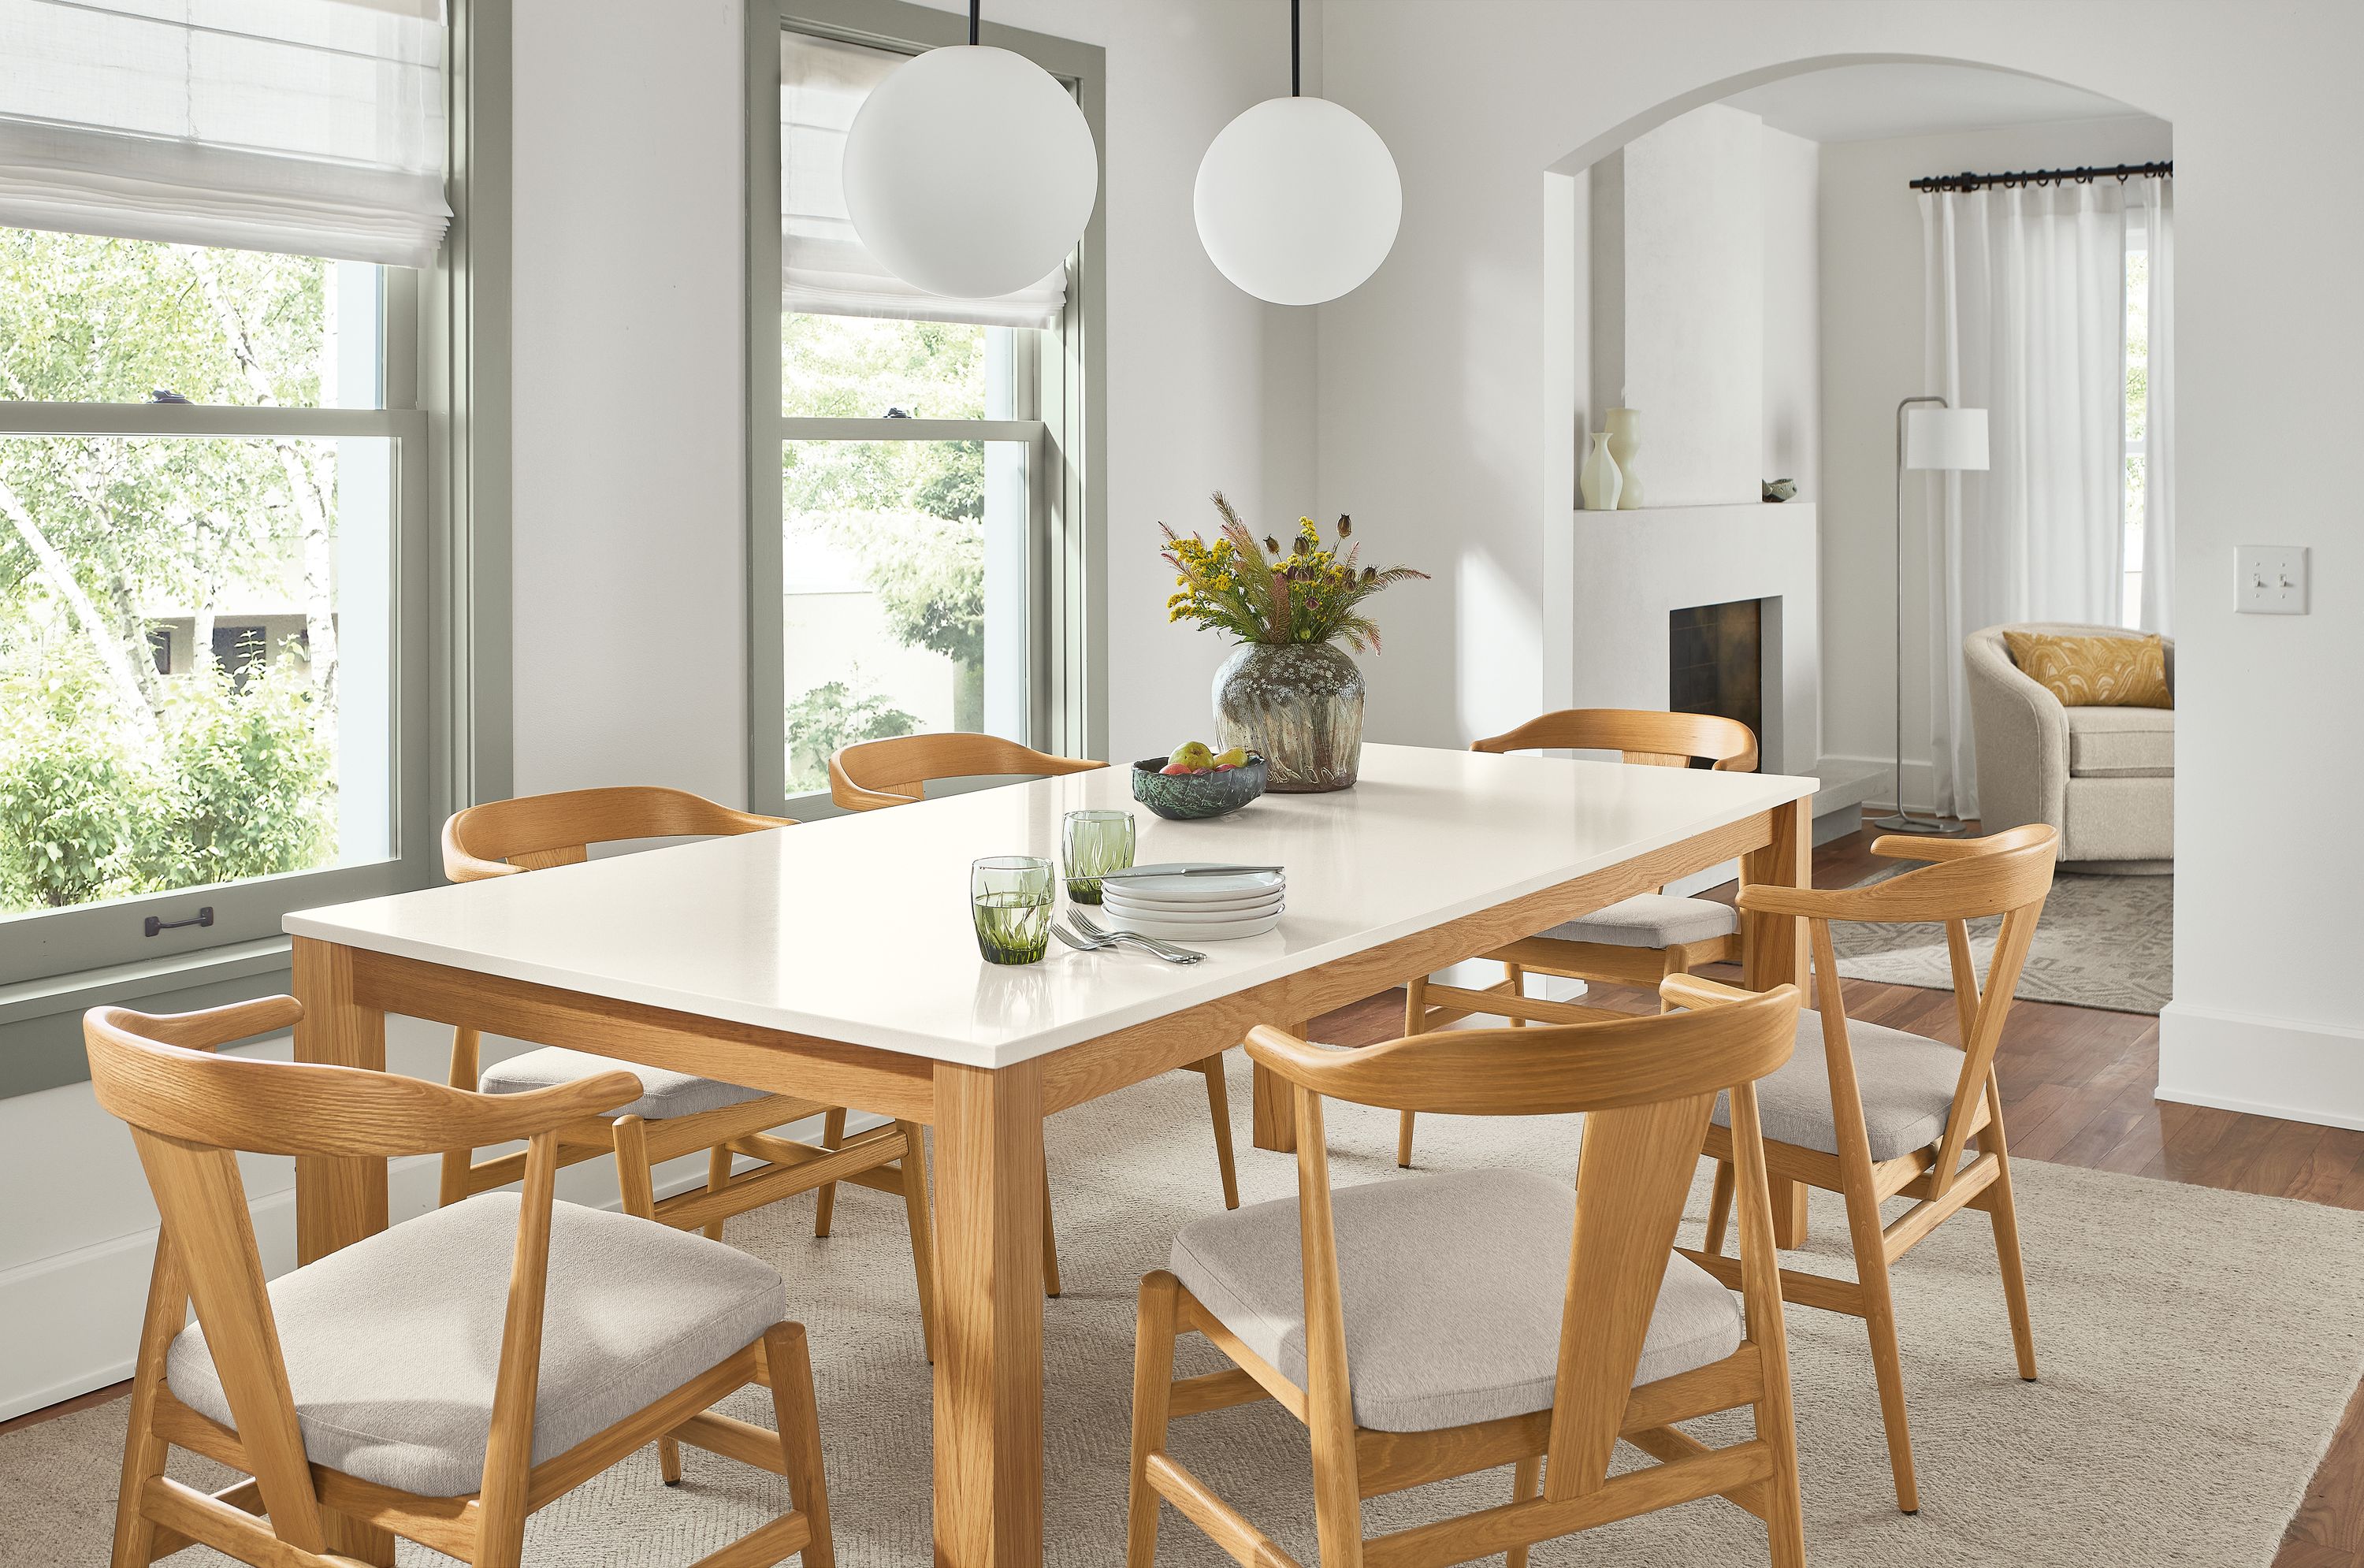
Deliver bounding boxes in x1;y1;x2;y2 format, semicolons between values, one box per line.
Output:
1096;862;1284;941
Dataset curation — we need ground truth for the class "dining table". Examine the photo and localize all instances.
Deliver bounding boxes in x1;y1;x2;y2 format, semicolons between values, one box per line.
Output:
283;741;1817;1566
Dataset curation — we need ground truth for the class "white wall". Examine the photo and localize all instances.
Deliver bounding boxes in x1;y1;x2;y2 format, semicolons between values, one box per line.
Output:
1316;1;2364;1128
1761;123;1819;503
1815;114;2171;790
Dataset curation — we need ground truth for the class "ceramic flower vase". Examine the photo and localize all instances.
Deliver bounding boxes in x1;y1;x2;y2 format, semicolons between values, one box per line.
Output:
1580;429;1622;511
1213;641;1366;792
1606;407;1643;509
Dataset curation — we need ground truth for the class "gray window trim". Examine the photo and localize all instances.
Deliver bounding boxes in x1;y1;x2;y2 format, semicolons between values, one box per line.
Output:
0;0;512;1098
748;0;1107;819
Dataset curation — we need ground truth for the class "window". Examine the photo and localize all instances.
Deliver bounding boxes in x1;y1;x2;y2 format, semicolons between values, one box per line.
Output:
2121;222;2150;630
750;0;1104;812
0;0;459;998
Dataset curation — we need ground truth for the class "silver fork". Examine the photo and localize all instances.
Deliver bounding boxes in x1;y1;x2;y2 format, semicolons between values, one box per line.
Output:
1069;909;1208;964
1054;919;1204;964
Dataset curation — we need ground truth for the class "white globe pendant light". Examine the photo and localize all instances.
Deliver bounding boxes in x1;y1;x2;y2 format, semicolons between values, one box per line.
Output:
1194;0;1401;306
842;0;1098;299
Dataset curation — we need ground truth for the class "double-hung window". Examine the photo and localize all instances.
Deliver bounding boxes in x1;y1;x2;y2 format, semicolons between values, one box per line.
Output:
0;2;450;1006
751;0;1105;812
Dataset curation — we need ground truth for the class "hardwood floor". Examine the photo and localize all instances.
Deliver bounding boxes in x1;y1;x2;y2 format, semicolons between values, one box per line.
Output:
1300;815;2364;1567
12;814;2358;1560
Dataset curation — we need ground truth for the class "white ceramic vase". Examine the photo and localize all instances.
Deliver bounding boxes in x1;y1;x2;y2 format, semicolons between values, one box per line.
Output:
1606;407;1643;509
1580;429;1622;511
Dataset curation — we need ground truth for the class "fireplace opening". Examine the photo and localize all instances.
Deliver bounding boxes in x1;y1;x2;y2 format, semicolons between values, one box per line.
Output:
1669;599;1762;765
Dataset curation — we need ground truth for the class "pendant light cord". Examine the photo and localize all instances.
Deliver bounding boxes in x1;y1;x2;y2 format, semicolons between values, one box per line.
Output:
1290;0;1300;95
968;0;979;45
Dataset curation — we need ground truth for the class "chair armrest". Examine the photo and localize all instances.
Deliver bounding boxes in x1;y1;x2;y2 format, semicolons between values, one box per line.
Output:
1963;630;2069;834
1656;973;1758;1011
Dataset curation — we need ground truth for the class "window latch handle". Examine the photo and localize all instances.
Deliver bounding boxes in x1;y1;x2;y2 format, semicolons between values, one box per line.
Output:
143;905;214;938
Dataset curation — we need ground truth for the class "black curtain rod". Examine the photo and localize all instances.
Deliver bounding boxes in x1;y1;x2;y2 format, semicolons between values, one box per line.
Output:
1910;160;2172;194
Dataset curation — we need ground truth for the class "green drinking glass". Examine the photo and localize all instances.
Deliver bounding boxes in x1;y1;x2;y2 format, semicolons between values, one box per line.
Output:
972;856;1055;964
1062;808;1137;904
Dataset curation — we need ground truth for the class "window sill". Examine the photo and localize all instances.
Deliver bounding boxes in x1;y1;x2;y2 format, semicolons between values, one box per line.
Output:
0;938;294;1098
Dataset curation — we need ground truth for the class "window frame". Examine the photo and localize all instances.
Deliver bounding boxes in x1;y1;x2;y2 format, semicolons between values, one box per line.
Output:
748;0;1107;818
0;0;511;1096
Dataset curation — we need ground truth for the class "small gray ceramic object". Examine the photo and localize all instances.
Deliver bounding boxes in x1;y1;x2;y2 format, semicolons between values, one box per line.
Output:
1130;755;1268;820
1762;477;1797;503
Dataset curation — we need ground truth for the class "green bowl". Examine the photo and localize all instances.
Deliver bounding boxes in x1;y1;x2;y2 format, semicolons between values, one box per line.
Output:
1131;754;1268;820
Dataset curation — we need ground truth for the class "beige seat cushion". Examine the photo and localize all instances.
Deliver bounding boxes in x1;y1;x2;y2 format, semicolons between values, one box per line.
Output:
1713;1010;1966;1161
2065;706;2174;778
1537;894;1740;950
481;1045;769;1120
1169;1168;1741;1434
166;1195;785;1496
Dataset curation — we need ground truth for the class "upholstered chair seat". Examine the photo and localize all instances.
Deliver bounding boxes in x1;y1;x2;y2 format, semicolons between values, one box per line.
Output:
480;1045;769;1120
1168;1168;1742;1433
1537;893;1741;949
1711;1011;1966;1161
166;1194;786;1496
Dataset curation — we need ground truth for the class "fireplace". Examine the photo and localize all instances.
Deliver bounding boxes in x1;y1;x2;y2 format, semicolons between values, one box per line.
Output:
1668;599;1762;759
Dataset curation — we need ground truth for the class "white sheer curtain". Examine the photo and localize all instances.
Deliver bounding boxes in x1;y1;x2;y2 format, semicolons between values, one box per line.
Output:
782;30;1064;328
2134;177;2176;635
1920;179;2135;819
0;0;448;266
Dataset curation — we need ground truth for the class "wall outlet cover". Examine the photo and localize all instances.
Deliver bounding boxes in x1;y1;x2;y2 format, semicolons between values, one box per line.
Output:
2237;545;2309;615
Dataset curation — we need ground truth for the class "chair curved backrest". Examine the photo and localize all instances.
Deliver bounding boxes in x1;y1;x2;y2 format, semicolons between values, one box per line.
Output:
1738;823;2058;1202
827;733;1102;812
443;786;792;881
1247;978;1801;1510
84;998;639;1554
1474;708;1758;772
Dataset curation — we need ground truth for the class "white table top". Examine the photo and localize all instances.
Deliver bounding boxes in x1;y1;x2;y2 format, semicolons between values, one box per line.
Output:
286;744;1816;1068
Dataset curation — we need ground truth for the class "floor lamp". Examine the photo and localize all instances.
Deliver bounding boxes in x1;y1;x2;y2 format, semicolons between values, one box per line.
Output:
1875;397;1990;834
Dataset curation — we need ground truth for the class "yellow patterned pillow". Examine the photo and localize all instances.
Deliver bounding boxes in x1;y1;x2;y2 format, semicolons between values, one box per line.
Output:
2002;630;2172;708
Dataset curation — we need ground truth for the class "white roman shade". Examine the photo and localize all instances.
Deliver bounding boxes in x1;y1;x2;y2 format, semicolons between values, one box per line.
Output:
0;0;449;268
782;31;1065;329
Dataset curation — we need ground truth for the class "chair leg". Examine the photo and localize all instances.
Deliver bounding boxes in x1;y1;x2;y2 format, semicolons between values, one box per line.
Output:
1040;1157;1063;1299
702;1144;732;1243
1199;1054;1240;1209
1702;1160;1737;1256
1127;1272;1181;1568
894;1120;939;1362
1839;1170;1920;1513
1502;960;1527;1025
1504;1455;1542;1568
812;1107;849;1238
1983;1106;2039;1380
438;1026;482;1209
764;1322;836;1568
611;1117;688;1486
1397;977;1429;1168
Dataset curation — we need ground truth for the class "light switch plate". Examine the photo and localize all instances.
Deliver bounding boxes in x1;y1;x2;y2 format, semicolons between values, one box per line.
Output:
2237;545;2310;614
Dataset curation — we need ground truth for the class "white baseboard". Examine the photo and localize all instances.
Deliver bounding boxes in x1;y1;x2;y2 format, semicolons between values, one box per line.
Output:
0;1116;843;1424
2156;1001;2364;1132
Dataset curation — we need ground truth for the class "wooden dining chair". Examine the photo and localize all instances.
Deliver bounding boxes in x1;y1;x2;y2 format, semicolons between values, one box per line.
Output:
1686;823;2058;1514
1128;977;1807;1568
1397;708;1760;1167
87;997;833;1568
440;787;938;1384
827;733;1243;1297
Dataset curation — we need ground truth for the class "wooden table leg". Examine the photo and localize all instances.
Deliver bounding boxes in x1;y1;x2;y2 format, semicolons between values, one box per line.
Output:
1742;800;1812;1248
932;1059;1046;1567
288;938;397;1564
1251;1057;1297;1153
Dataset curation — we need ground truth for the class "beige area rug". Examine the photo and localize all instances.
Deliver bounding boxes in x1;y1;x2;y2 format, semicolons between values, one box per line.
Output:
8;1052;2357;1567
1831;867;2173;1015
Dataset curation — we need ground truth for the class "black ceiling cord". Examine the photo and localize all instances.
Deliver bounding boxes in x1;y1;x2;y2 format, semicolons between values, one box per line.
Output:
968;0;979;46
1291;0;1301;97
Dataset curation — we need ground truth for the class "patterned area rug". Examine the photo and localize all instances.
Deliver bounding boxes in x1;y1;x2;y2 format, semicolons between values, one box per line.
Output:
1830;868;2171;1014
4;1053;2357;1567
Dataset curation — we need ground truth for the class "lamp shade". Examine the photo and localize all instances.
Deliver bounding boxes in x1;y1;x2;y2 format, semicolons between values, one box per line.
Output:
1904;405;1990;471
842;44;1098;299
1194;96;1402;307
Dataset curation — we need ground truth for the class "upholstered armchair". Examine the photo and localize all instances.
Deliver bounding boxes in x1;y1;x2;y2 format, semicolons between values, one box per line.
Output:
1965;622;2173;872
